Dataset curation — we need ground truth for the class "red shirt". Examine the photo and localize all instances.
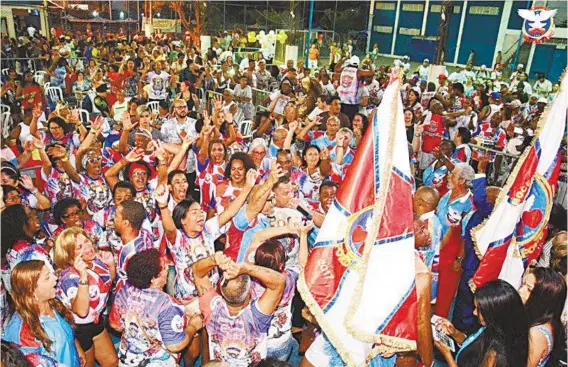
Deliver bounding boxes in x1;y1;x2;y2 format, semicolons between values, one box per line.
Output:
422;114;445;154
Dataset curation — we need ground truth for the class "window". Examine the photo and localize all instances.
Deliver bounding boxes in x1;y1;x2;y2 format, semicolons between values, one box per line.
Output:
376;2;396;11
374;25;393;34
402;4;424;12
431;4;461;13
399;27;421;36
469;6;500;16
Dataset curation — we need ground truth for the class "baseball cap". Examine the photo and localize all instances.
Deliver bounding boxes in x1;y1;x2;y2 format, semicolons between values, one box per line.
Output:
348;56;360;67
508;99;522;108
438;74;447;80
518;63;524;68
537;97;548;104
96;84;108;93
490;91;501;100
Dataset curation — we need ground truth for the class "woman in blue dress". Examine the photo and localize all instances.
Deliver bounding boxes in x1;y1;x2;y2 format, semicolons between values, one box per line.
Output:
3;260;85;366
519;267;567;367
434;279;529;367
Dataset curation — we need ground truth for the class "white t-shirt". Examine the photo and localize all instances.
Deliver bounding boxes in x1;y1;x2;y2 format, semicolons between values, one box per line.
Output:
307;107;323;121
146;71;170;100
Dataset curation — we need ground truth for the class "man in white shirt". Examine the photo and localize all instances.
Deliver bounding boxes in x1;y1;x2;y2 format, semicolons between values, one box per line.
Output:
448;66;466;84
305;95;330;124
320;73;336;96
509;63;524;85
417;59;430;82
533;73;552;98
145;62;170;101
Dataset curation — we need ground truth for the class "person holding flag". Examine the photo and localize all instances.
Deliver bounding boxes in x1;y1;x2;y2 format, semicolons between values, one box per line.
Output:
298;64;427;366
471;72;568;292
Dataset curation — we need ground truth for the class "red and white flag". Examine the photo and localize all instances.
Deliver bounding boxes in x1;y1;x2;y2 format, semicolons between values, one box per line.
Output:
298;69;417;366
471;72;567;290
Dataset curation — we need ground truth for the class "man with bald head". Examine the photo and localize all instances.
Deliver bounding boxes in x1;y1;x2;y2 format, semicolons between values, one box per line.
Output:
453;156;502;334
193;252;285;366
414;186;442;303
268;128;289;158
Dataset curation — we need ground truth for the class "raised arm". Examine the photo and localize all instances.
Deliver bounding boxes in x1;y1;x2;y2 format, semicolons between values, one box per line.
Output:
283;120;298;150
118;113;135;155
154;184;177;244
245;160;284;220
297;117;321;142
19;175;50;210
70;257;91;318
29;103;43;139
46;145;81;183
104;149;144;190
217;169;258;227
227;262;285;315
192;253;222;296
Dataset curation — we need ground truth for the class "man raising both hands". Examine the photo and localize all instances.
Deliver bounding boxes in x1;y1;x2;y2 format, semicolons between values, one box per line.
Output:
193;252;285;367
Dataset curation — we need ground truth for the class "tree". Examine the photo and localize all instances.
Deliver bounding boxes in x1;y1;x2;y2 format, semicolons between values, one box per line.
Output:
150;0;205;46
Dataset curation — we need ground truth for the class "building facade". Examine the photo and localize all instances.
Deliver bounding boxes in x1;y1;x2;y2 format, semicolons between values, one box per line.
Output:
369;0;567;81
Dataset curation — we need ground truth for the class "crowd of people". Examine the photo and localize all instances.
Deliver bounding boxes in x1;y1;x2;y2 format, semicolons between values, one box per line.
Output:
0;29;566;367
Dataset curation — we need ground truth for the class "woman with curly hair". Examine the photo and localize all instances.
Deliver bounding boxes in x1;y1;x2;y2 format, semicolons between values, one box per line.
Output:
2;260;85;366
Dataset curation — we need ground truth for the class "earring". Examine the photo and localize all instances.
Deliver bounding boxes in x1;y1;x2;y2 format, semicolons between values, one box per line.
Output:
33;295;39;302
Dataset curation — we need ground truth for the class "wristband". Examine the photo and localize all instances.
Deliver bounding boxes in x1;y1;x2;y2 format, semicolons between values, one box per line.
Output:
78;279;88;286
61;156;69;162
31;188;39;195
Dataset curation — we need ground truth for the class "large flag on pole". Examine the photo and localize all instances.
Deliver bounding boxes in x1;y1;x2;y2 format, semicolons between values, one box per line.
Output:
298;68;417;366
471;72;567;291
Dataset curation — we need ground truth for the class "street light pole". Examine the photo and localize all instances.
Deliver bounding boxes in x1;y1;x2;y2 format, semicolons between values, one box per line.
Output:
366;0;375;54
305;0;314;68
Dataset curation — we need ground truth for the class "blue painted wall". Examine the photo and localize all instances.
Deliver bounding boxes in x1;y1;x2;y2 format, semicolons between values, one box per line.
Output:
457;2;504;66
508;1;532;30
530;45;567;82
371;1;398;54
394;1;425;56
424;1;463;63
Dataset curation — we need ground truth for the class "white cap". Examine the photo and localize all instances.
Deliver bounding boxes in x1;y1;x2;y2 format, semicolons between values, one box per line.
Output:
518;63;524;68
424;58;429;62
481;64;487;69
537;97;548;104
509;99;522;108
348;55;360;67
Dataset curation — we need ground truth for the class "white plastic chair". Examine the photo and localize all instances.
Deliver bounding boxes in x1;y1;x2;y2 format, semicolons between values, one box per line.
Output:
146;101;160;114
46;86;64;104
1;112;13;138
1;69;8;77
33;71;47;85
0;104;9;114
79;109;90;125
43;82;51;90
238;120;253;139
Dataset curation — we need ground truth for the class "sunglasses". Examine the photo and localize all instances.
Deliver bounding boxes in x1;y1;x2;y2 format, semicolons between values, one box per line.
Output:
63;209;83;219
87;156;102;164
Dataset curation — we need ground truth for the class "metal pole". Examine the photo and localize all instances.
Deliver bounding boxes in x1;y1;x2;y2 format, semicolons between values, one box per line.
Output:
266;0;269;30
332;0;337;43
109;0;112;20
305;0;314;68
223;0;226;30
366;0;375;54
